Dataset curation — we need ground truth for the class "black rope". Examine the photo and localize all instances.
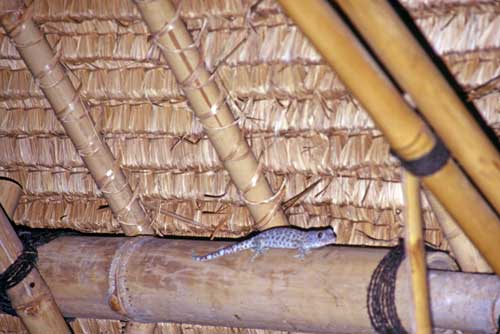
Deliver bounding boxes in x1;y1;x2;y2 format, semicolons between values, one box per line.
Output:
367;240;408;334
391;138;450;177
0;227;76;316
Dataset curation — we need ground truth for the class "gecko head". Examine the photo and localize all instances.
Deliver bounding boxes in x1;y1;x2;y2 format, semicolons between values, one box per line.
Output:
306;227;337;247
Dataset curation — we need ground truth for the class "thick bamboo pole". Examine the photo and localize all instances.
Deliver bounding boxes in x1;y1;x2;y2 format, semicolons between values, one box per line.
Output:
133;0;288;230
1;6;153;236
276;0;500;276
336;0;500;215
403;173;431;334
34;236;499;333
425;191;492;273
0;179;70;334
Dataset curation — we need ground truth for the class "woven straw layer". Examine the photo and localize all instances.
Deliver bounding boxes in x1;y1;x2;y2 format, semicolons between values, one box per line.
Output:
0;0;498;250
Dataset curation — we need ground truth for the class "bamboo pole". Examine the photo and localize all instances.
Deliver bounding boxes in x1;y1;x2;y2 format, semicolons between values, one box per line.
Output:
0;179;70;334
335;0;500;215
133;0;288;230
276;0;500;276
425;191;492;273
0;5;153;236
403;172;431;334
33;236;499;333
0;178;22;221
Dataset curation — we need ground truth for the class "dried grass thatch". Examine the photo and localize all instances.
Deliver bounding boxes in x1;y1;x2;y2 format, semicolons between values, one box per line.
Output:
0;0;499;331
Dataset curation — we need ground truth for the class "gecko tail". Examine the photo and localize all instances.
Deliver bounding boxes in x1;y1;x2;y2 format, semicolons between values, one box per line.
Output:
192;250;207;262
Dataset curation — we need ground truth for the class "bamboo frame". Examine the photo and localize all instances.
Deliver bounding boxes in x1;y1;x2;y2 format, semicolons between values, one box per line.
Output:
0;178;70;334
276;0;500;276
403;172;431;334
1;5;153;236
335;0;500;215
34;235;499;333
133;0;289;230
425;191;492;273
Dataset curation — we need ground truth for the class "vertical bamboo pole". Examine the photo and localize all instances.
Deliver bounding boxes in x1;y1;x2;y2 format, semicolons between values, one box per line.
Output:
425;191;492;273
335;0;500;215
0;179;71;334
1;5;153;236
403;172;432;334
276;0;500;276
133;0;289;230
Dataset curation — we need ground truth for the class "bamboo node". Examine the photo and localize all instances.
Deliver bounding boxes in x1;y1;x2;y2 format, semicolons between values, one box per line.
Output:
240;151;264;196
178;55;212;92
148;0;184;43
53;81;84;123
211;123;252;163
196;88;227;121
34;49;66;90
98;169;126;196
152;16;208;57
4;4;33;37
242;176;287;230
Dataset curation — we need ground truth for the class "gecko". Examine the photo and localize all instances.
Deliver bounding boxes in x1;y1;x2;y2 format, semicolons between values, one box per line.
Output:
192;226;336;261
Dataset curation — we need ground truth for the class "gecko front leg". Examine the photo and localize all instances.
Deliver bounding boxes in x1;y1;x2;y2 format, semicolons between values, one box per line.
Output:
294;247;311;259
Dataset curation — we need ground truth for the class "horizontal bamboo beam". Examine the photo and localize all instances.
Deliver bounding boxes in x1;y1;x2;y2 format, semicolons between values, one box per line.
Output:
276;0;500;276
0;179;70;334
1;6;153;236
336;0;500;215
133;0;288;230
34;236;499;333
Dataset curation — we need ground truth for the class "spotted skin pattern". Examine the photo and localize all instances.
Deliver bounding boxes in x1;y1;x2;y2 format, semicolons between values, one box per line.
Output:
192;227;337;261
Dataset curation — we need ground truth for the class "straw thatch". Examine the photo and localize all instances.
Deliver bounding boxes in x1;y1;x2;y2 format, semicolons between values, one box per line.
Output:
0;0;498;332
1;0;498;242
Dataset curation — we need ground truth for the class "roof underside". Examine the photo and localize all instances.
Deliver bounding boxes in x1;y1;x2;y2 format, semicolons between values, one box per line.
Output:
0;0;499;332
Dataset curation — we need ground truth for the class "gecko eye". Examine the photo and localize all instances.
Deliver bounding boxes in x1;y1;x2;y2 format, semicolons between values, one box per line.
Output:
317;232;323;239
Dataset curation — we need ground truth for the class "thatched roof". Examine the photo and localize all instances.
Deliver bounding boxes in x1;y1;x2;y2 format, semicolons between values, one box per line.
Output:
0;0;498;332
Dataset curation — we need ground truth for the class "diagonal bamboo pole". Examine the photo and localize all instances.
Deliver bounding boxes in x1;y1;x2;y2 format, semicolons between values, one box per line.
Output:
276;0;500;275
0;178;70;334
403;172;432;334
1;5;153;236
133;0;289;230
335;0;500;215
425;191;492;273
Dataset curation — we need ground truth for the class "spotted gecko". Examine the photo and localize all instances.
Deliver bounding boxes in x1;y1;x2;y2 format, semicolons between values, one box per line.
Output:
192;227;336;261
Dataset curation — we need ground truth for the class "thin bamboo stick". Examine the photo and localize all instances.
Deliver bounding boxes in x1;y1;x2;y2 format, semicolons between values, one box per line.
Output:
0;178;70;334
403;172;432;334
276;0;500;276
425;191;492;273
34;235;499;333
133;0;288;230
1;5;153;236
335;0;500;215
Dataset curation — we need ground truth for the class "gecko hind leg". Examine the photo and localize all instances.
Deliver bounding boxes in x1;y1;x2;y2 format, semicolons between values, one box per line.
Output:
250;247;268;262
